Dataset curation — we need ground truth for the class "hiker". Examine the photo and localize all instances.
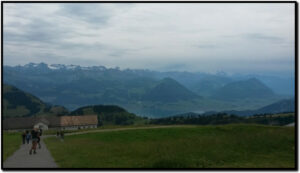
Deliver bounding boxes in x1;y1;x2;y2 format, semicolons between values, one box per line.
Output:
39;128;43;136
29;127;39;155
26;130;31;144
21;131;26;144
60;131;64;141
37;129;42;149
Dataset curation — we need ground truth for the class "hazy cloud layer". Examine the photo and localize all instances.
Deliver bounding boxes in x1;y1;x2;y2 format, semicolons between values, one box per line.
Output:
3;3;295;76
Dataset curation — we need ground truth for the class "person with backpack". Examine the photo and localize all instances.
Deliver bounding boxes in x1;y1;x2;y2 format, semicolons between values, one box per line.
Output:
25;130;31;144
60;131;64;141
29;127;39;155
37;129;42;149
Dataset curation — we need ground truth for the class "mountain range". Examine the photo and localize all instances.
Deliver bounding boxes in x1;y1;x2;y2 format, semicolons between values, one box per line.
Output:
3;84;68;118
3;62;294;117
203;98;295;116
3;83;295;120
142;78;200;102
3;84;141;125
211;78;275;100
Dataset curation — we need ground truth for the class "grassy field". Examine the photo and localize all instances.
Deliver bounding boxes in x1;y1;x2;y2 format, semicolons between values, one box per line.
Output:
42;124;155;135
3;132;22;161
44;124;295;168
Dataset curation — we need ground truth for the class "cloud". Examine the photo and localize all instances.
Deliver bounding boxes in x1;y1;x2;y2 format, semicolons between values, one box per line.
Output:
223;33;285;43
242;33;283;41
192;44;218;49
58;4;113;27
3;3;295;77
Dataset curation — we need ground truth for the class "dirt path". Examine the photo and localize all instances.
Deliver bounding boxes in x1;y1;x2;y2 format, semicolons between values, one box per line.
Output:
3;138;58;168
285;122;295;126
45;125;195;138
3;125;192;168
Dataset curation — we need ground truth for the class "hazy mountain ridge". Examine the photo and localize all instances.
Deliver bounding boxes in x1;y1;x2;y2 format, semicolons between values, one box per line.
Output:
3;84;144;125
3;83;294;121
211;78;276;100
189;75;232;97
204;98;295;116
4;62;294;95
142;78;201;102
3;63;293;117
3;84;68;118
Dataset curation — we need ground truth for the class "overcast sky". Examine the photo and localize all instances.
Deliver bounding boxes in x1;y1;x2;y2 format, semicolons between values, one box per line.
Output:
3;3;295;76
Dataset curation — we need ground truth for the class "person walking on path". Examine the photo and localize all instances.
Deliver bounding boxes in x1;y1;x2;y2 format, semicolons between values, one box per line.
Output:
38;129;43;149
4;135;58;168
29;128;39;155
37;129;42;149
21;131;26;144
39;128;43;136
60;131;64;141
26;130;31;144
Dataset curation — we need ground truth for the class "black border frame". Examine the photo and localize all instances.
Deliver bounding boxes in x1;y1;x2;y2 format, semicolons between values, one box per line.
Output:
1;1;298;171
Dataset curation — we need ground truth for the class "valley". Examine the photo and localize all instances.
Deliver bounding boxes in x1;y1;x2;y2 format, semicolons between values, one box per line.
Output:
3;66;296;169
3;63;293;117
2;2;296;169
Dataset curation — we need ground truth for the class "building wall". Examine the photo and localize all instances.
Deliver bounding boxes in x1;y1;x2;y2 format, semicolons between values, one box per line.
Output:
5;125;98;132
58;124;97;131
4;129;31;132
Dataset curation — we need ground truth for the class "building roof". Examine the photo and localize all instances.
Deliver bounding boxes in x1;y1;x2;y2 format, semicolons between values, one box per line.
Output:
3;117;34;130
46;116;61;127
60;115;98;127
3;115;98;130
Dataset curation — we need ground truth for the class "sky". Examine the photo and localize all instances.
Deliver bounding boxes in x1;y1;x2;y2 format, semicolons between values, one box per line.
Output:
3;3;295;76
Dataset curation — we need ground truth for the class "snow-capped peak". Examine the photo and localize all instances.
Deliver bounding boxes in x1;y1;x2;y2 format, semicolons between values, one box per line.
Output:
48;64;66;70
24;62;39;68
66;64;80;70
48;64;60;70
23;62;107;71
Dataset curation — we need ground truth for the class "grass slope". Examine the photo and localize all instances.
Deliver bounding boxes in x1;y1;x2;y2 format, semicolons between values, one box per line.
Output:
3;84;47;118
44;125;295;168
3;84;68;118
70;105;145;125
3;132;22;161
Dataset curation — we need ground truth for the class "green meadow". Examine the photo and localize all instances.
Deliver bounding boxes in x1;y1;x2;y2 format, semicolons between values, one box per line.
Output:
42;124;155;135
3;132;22;161
44;125;295;168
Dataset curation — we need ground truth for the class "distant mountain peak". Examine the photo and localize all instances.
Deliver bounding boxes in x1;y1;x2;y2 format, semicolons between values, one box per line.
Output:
143;77;200;102
47;64;65;70
24;62;47;68
20;62;107;71
161;77;178;83
246;77;261;82
158;77;188;87
3;84;68;118
212;78;275;100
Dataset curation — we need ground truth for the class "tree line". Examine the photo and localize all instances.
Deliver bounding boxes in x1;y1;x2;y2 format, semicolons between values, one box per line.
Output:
149;113;295;126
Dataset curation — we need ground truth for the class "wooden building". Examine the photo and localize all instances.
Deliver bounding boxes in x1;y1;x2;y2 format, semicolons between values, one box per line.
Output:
60;115;98;130
3;115;98;131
